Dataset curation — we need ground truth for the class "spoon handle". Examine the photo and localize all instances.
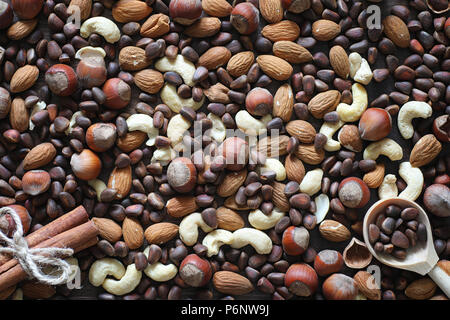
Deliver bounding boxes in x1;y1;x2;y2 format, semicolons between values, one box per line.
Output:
427;261;450;298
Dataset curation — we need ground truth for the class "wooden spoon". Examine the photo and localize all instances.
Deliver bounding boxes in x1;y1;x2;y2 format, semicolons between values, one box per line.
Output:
363;197;450;298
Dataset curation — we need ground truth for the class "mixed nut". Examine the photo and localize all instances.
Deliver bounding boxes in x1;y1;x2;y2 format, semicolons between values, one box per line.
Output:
0;0;448;301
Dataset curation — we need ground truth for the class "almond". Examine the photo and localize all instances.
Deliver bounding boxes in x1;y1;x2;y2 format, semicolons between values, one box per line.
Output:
203;82;230;103
338;124;363;152
257;135;289;157
256;55;293;81
405;278;437;300
382;15;410;48
166;196;198;217
363;163;385;188
273;83;294;122
68;0;92;21
216;207;245;231
198;46;231;70
213;271;254;295
21;281;55;299
319;219;351;242
9;98;29;132
259;0;284;23
295;144;325;165
272;181;290;212
261;20;300;42
122;217;144;249
184;17;221;38
119;46;151;71
108;165;132;199
329;45;350;79
112;0;152;23
285;154;305;184
7;19;38;40
312;19;341;41
224;196;250;211
226;51;254;77
140;13;170;38
308;90;341;119
116;131;147;152
272;41;313;64
144;222;179;244
92;217;123;243
10;65;39;93
134;69;164;94
23;143;57;170
354;271;381;300
286;120;317;143
202;0;232;17
410;134;442;167
217;169;247;197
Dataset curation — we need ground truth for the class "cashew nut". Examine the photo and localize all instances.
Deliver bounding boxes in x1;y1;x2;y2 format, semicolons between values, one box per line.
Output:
155;55;196;86
314;194;330;223
349;52;373;85
235;110;272;136
397;101;432;139
231;228;273;254
29;101;47;131
143;246;178;281
150;147;176;165
248;207;285;230
80;17;121;43
88;179;107;202
89;258;126;287
206;113;226;143
102;264;142;296
319;120;344;152
202;229;233;257
179;212;215;246
398;162;423;201
65;111;83;135
336;83;368;122
363;138;403;161
259;158;286;181
299;168;323;196
126;113;159;147
160;84;204;113
167;114;191;151
378;174;398;199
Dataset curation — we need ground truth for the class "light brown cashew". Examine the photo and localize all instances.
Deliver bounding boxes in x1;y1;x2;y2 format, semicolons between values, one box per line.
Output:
102;264;142;296
202;229;233;257
88;258;126;287
363;138;403;161
179;212;215;246
397;101;432;139
231;228;273;254
80;17;121;43
248;207;285;230
398;162;423;201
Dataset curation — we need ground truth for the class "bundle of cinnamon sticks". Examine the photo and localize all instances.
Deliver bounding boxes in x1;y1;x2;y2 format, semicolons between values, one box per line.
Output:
0;205;99;293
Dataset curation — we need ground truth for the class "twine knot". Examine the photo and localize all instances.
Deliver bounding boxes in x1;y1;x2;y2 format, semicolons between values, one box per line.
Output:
0;207;74;286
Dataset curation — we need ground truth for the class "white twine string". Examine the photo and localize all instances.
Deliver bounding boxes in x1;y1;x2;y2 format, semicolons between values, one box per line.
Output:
0;207;74;285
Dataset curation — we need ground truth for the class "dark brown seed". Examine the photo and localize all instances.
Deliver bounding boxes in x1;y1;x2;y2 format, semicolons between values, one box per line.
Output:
400;207;419;220
368;224;380;244
391;230;409;249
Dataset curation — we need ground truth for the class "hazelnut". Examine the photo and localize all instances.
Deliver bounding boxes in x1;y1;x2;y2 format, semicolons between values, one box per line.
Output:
284;263;318;297
75;47;107;89
338;177;370;208
22;170;51;196
313;249;344;276
322;273;358;300
103;78;131;109
179;254;212;287
169;0;202;26
0;87;11;119
0;205;31;236
432;115;450;143
11;0;43;20
281;0;311;13
167;157;197;193
45;64;78;97
358;108;392;141
86;123;117;152
245;87;273;116
219;137;249;171
70;149;102;181
282;226;310;256
0;0;13;29
230;2;260;35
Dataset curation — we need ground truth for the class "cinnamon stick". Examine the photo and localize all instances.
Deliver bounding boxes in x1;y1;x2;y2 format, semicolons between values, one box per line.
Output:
0;220;99;292
0;205;88;265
